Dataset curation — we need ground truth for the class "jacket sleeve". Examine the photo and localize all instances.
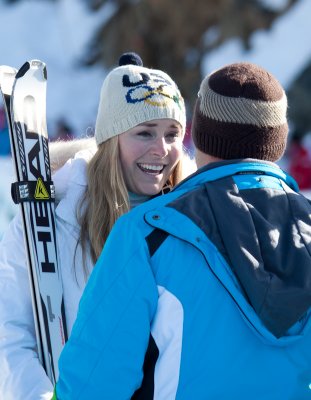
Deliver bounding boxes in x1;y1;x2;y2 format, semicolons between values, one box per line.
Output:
0;212;53;400
56;215;158;399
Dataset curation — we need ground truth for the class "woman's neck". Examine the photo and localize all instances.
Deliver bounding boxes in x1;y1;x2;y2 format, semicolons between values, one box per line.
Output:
128;191;152;209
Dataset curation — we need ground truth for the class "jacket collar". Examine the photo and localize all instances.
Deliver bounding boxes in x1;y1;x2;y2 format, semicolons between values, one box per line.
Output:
174;158;299;193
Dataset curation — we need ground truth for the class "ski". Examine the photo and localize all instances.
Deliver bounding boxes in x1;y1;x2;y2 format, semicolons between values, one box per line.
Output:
0;60;67;384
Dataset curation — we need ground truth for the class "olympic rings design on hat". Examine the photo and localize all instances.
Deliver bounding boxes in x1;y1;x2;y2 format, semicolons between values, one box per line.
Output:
125;84;183;108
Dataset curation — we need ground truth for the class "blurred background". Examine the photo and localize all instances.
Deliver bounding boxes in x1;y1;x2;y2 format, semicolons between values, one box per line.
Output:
1;0;311;237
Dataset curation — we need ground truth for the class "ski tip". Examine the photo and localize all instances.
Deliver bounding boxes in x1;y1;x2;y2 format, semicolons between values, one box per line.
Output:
16;61;30;79
0;65;17;93
29;59;46;69
0;65;17;81
0;65;17;75
16;60;47;81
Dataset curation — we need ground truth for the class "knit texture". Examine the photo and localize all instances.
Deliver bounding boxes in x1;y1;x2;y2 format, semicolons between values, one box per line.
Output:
192;63;288;161
95;55;186;145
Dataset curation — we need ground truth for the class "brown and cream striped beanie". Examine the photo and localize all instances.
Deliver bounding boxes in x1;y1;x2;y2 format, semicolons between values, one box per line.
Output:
191;62;288;161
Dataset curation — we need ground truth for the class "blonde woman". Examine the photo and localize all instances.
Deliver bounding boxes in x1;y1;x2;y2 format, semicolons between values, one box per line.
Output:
0;53;192;400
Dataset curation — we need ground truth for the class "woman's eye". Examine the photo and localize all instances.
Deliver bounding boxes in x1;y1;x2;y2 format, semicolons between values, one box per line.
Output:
165;132;180;142
137;131;152;138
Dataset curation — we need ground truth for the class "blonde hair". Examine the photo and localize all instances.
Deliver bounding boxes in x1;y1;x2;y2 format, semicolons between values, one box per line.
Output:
77;136;185;280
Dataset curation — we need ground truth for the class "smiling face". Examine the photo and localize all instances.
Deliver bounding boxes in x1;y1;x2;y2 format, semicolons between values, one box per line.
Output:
118;118;183;196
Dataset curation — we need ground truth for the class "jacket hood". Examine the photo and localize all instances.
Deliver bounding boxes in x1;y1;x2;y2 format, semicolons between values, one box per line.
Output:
144;159;311;341
53;149;93;230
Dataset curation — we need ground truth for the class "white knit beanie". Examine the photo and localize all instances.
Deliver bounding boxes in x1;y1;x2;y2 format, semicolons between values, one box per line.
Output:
95;52;186;145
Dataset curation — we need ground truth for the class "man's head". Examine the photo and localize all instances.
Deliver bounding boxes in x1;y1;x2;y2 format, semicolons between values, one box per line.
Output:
191;62;288;165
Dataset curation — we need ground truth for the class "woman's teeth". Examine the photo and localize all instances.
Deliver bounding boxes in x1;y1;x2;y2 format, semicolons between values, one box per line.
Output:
138;163;165;174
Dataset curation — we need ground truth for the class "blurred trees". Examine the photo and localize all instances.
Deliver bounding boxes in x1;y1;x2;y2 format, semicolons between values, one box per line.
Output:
5;0;311;138
83;0;298;112
287;63;311;139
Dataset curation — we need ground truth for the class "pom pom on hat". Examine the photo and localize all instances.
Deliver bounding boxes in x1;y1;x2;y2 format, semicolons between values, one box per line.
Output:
191;62;288;162
95;52;186;145
118;52;143;67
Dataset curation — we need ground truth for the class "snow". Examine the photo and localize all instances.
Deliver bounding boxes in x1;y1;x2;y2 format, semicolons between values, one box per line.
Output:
0;0;311;236
0;0;116;136
0;0;115;236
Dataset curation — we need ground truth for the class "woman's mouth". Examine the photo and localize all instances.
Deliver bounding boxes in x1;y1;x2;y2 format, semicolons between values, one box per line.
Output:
137;163;165;175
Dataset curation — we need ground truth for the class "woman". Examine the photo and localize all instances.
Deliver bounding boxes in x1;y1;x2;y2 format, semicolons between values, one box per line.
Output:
0;52;190;400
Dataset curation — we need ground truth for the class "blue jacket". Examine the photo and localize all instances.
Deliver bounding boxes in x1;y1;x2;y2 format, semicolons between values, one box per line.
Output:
56;159;311;399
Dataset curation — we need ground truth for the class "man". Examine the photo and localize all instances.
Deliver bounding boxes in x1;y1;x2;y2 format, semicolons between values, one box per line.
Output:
55;63;311;399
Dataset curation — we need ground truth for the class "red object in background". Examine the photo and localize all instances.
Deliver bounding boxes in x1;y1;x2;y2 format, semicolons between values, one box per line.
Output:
288;140;311;190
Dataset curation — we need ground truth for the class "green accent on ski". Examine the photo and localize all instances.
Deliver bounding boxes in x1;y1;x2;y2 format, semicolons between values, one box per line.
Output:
51;387;57;400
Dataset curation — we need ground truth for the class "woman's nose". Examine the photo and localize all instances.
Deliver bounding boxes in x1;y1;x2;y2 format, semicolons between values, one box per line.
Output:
150;138;168;158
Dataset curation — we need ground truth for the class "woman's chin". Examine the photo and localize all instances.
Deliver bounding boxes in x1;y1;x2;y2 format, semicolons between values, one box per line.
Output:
138;183;163;197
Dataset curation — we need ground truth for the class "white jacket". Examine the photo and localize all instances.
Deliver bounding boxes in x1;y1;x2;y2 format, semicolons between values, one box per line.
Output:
0;150;94;400
0;144;196;400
